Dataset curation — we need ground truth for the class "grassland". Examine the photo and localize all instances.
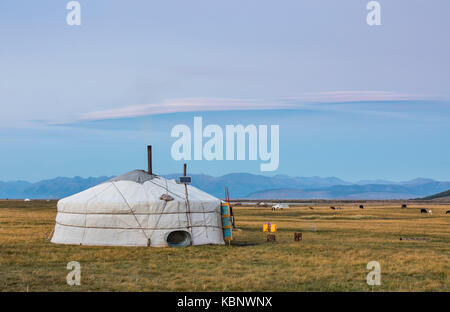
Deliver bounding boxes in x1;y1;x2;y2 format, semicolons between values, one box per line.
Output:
0;200;448;292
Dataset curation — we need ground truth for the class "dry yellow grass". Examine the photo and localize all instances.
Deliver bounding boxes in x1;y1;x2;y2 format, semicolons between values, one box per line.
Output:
0;200;449;291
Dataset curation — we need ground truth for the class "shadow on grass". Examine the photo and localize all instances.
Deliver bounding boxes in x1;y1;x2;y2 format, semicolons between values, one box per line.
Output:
231;242;259;247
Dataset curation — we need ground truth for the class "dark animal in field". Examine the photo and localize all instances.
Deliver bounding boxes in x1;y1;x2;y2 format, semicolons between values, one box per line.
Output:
446;211;450;214
402;204;407;208
294;232;302;241
420;209;427;213
309;206;314;210
330;206;336;210
359;205;364;209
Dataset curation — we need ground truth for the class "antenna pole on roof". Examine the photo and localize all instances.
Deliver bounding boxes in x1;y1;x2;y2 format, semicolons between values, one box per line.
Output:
147;145;152;175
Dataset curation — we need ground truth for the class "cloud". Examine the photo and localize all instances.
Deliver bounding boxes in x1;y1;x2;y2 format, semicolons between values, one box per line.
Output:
77;91;438;122
81;98;292;121
280;91;435;103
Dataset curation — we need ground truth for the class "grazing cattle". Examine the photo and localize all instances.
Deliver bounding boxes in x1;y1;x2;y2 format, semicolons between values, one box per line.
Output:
309;206;314;210
420;209;427;214
359;205;364;209
428;209;432;215
402;204;407;208
330;206;336;210
294;232;302;241
446;211;450;214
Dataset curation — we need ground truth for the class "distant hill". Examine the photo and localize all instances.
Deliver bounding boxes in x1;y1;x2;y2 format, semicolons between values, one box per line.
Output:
164;173;352;198
0;173;350;199
0;176;113;199
421;189;450;201
248;181;450;200
1;173;449;200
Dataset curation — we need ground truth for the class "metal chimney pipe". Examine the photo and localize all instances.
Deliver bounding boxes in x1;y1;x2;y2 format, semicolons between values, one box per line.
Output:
147;145;152;175
184;163;187;176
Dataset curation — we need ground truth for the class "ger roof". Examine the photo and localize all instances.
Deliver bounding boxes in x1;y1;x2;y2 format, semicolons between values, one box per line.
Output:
107;169;157;184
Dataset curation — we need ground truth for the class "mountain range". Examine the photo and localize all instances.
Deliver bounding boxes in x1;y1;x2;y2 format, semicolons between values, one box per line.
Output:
1;173;449;200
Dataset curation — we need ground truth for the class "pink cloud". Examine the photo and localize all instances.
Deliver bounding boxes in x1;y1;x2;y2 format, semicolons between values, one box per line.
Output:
80;91;437;121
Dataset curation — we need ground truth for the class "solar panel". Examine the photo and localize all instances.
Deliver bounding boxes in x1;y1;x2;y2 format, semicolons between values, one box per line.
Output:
179;176;192;184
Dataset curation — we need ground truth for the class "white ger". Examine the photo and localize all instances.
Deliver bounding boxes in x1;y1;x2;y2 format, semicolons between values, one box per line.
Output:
51;169;225;247
272;203;289;210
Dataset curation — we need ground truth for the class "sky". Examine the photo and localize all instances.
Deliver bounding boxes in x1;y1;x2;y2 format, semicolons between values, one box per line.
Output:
0;0;449;182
